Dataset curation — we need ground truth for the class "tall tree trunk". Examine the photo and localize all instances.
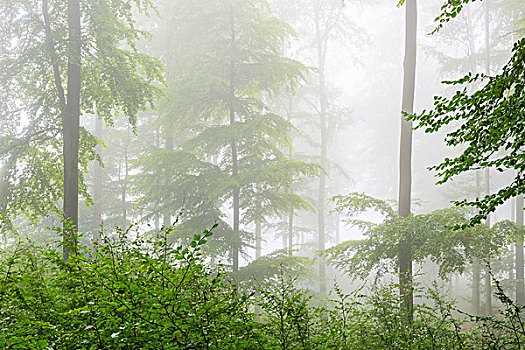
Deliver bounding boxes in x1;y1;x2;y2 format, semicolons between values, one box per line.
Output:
121;141;128;227
315;5;328;294
163;136;174;227
517;195;524;304
398;0;417;315
255;220;262;259
472;257;481;314
93;108;103;241
335;213;340;244
63;0;81;261
288;214;293;256
472;170;482;314
484;168;492;316
483;0;492;316
229;3;240;272
285;96;294;258
510;197;516;300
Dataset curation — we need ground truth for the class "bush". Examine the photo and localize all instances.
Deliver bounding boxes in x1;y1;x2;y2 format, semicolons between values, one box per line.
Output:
0;226;523;349
0;227;264;349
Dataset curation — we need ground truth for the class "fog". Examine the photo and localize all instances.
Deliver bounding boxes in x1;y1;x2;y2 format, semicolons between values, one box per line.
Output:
0;0;523;343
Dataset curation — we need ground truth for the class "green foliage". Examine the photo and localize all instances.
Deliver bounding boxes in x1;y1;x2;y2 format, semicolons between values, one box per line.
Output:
325;193;511;280
408;0;525;226
234;249;313;282
132;0;319;260
0;227;264;349
431;0;478;34
0;223;524;349
0;0;163;224
410;38;525;227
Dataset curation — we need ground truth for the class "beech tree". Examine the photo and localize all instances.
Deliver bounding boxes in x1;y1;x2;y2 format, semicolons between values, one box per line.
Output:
0;0;163;259
398;0;417;314
326;193;512;290
133;0;319;270
411;1;524;226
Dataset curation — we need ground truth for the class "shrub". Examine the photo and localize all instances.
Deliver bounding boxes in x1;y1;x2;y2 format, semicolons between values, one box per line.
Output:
0;225;523;349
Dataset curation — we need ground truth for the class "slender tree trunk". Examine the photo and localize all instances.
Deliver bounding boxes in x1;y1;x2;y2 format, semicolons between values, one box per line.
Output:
510;197;516;299
153;127;160;231
229;4;240;272
62;0;81;261
93;108;103;240
285;96;294;258
483;1;492;316
288;214;293;256
314;5;328;294
255;221;262;259
398;0;417;315
517;195;524;304
472;257;481;314
484;168;492;315
121;141;128;227
163;136;174;227
335;213;340;244
472;170;482;314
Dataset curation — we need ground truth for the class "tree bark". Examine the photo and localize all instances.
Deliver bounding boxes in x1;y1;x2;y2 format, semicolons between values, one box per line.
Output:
516;195;524;304
229;3;240;272
335;213;340;244
314;4;328;294
398;0;417;315
62;0;81;261
472;257;481;314
255;220;262;259
121;141;128;227
483;1;492;316
484;168;492;316
163;136;174;228
93;107;103;241
471;170;482;314
288;214;293;256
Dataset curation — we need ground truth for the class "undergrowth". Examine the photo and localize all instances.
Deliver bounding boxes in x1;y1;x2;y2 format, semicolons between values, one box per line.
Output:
0;226;522;349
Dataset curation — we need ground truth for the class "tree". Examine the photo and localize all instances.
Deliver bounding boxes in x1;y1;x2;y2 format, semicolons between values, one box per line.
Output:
325;193;511;289
517;195;524;304
0;0;163;259
270;0;360;293
133;0;318;270
410;1;525;227
398;0;418;315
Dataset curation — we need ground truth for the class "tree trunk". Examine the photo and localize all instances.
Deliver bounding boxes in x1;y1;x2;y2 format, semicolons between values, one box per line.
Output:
121;141;128;227
472;257;481;314
471;170;482;314
288;214;293;256
229;4;240;272
314;4;328;294
517;195;524;304
398;0;417;315
335;213;340;244
163;136;174;227
63;0;81;261
510;197;516;299
255;221;262;259
93;109;103;241
483;2;492;316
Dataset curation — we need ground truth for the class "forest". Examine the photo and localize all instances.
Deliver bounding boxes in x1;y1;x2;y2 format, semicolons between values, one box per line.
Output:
0;0;524;348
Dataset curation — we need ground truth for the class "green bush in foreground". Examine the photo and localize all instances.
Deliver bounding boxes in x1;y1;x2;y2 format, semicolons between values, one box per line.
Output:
0;226;523;349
